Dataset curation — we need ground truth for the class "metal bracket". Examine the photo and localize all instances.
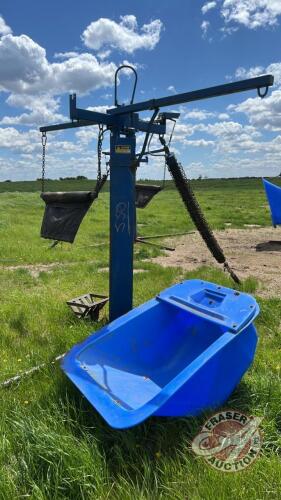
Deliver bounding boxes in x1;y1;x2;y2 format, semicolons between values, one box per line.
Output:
157;112;181;124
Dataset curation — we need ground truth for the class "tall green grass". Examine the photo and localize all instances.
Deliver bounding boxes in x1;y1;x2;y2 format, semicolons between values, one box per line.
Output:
0;179;280;499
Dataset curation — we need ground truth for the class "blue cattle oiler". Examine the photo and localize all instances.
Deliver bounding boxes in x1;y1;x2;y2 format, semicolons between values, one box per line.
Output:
61;280;259;429
40;69;273;322
263;178;281;227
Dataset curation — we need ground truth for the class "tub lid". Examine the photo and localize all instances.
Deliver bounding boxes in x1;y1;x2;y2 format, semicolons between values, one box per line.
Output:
157;279;259;333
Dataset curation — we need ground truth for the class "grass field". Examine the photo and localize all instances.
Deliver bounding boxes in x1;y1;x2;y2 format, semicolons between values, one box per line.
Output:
0;178;281;499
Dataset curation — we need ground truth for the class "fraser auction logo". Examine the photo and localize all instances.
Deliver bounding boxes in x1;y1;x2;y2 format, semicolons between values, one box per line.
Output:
192;410;262;472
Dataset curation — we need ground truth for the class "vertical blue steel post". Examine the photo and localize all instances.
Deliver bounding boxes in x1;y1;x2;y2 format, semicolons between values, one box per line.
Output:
109;129;136;321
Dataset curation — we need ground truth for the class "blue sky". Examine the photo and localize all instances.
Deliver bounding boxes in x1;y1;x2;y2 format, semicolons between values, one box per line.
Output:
0;0;281;180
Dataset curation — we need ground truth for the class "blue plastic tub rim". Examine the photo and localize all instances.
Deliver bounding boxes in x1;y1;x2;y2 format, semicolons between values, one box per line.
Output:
61;280;260;429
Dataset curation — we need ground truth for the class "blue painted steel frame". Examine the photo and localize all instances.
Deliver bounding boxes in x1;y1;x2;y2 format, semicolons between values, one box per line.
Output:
39;73;274;321
109;131;136;320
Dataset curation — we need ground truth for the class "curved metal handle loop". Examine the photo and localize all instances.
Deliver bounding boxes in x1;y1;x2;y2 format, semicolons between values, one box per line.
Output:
257;86;269;98
114;65;138;107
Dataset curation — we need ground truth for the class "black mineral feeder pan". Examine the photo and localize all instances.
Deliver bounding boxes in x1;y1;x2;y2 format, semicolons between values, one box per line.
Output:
41;183;162;244
40;191;94;243
135;184;163;208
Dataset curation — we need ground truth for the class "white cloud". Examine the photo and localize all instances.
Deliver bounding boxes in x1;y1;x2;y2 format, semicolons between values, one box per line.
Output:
218;113;229;120
0;14;279;181
0;125;99;180
0;14;163;180
97;49;111;60
101;92;112;100
75;127;98;144
228;62;281;131
234;62;281;86
265;63;281;86
201;1;281;38
0;93;66;126
234;65;264;80
121;59;144;71
0;126;81;155
230;89;281;131
0;15;12;36
167;85;176;93
203;120;245;137
0;127;40;153
0;34;117;96
82;15;163;54
202;2;217;15
220;25;239;35
201;20;210;38
54;51;80;59
0;15;157;100
172;122;201;141
0;148;103;181
0;22;120;157
197;155;281;178
0;34;50;93
184;139;214;147
172;116;266;157
184;109;215;120
50;53;116;95
221;0;281;29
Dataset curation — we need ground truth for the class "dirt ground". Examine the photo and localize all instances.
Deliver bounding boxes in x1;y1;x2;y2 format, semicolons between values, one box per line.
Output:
152;227;281;298
0;262;62;278
1;227;281;298
0;262;147;278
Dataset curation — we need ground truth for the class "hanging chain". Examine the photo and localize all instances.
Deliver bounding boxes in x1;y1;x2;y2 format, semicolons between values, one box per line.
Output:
92;126;109;199
97;125;103;185
41;131;47;192
41;127;105;193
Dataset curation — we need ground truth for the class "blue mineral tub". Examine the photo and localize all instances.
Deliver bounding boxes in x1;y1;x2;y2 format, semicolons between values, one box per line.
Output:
61;280;259;429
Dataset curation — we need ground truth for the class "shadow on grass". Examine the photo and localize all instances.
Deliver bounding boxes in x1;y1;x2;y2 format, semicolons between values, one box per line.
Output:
49;372;255;482
49;375;201;469
221;380;256;414
256;240;281;252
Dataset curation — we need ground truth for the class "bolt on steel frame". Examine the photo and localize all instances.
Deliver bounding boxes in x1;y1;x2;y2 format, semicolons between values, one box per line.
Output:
40;73;273;321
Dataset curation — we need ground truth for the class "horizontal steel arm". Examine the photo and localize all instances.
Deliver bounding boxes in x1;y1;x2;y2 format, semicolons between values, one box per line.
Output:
39;75;273;133
40;115;165;134
107;74;274;116
40;120;97;133
40;93;114;132
70;107;114;126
